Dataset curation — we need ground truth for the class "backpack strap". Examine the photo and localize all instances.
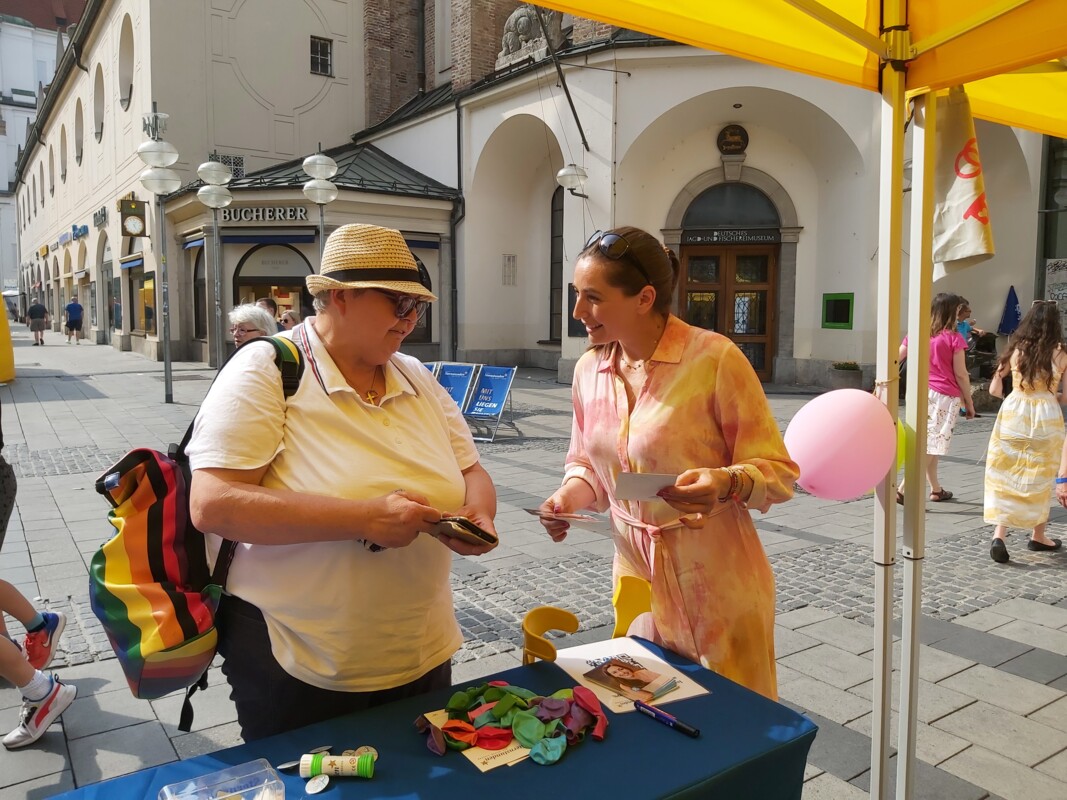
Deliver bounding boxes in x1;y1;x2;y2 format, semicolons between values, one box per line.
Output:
169;336;304;587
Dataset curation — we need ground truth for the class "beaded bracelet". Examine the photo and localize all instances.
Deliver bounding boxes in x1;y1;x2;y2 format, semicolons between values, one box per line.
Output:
718;467;749;508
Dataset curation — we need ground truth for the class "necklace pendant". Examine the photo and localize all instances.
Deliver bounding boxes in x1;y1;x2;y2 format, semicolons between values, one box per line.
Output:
365;389;379;404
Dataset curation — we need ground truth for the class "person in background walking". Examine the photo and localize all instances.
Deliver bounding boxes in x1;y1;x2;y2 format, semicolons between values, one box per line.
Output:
280;309;301;330
985;300;1067;563
26;300;48;346
229;304;278;348
64;295;84;345
897;292;976;504
256;297;284;331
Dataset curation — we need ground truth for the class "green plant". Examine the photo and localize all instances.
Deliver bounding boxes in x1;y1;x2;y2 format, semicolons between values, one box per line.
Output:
831;360;860;370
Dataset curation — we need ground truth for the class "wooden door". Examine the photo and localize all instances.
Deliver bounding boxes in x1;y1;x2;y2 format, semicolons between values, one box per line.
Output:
678;245;777;380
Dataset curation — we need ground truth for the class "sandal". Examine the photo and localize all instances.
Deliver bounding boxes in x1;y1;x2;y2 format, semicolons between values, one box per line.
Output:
896;490;904;505
929;488;954;502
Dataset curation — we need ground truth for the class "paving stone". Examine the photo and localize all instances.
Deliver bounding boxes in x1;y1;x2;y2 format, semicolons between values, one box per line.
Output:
933;702;1067;766
938;664;1065;716
1028;695;1067;734
953;608;1014;633
997;649;1067;686
0;729;70;790
850;753;989;799
940;744;1067;800
931;628;1033;667
851;674;975;724
67;720;177;785
989;599;1067;630
783;706;878;783
802;772;869;798
775;625;821;658
846;711;970;766
170;721;245;760
799;616;876;655
781;644;874;690
0;770;76;799
1035;747;1067;783
780;675;873;725
991;620;1067;656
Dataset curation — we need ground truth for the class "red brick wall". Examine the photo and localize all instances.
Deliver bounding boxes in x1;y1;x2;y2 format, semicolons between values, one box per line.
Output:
451;0;521;90
571;17;616;45
364;0;421;125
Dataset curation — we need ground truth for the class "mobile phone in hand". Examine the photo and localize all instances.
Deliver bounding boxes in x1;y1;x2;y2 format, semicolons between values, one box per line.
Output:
435;516;498;546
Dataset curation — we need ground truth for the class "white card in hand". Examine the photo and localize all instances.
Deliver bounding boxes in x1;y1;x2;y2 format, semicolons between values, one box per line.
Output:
614;472;677;501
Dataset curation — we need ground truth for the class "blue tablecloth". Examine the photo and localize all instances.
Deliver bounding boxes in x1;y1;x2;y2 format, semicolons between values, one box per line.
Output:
55;640;816;799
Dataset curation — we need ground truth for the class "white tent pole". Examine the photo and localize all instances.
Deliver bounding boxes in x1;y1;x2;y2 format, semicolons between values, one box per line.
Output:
870;48;907;800
897;91;937;800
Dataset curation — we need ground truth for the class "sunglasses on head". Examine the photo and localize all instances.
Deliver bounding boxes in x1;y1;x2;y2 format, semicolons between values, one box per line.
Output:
1033;299;1059;307
584;230;652;286
373;289;429;321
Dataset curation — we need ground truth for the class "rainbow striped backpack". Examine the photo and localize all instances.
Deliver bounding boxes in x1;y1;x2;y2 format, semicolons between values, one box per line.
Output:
90;336;302;730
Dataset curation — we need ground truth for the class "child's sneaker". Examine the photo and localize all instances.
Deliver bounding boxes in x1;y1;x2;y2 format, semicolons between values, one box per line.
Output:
23;611;66;670
2;677;77;749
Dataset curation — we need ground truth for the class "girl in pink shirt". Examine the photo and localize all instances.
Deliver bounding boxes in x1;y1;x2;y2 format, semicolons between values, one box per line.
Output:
898;292;975;503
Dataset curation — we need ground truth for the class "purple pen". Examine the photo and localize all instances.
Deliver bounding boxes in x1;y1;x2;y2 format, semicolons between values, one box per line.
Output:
634;699;701;738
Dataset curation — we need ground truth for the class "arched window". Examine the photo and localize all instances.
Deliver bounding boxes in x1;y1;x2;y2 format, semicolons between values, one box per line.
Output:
549;186;564;340
681;183;780;229
193;249;206;339
39;163;45;206
74;99;84;163
93;65;105;141
60;126;68;181
118;15;134;110
48;147;55;195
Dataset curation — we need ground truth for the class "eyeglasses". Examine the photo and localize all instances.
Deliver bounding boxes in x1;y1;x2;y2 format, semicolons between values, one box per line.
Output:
280;316;296;327
584;230;652;286
373;289;429;322
230;326;260;337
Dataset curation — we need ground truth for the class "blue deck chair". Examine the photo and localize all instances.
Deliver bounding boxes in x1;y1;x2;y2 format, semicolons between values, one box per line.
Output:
462;365;517;442
423;361;441;377
436;362;479;411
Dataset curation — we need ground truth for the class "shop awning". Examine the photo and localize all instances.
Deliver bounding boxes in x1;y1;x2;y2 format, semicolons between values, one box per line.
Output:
119;257;144;270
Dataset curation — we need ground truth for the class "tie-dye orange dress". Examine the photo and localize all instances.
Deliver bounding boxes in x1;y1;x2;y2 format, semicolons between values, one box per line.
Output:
563;315;799;700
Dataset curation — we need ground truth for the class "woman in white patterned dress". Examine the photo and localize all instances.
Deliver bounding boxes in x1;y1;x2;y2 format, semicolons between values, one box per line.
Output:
984;300;1067;563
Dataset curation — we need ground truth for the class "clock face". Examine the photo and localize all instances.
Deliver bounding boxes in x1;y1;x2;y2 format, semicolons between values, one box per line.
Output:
123;216;145;236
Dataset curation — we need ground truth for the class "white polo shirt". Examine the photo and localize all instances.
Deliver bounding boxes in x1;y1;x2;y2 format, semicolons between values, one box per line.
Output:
185;321;478;692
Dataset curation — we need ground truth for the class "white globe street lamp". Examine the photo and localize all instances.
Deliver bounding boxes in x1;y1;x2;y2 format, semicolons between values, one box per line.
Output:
555;163;589;198
301;151;338;263
196;157;233;369
137;107;181;403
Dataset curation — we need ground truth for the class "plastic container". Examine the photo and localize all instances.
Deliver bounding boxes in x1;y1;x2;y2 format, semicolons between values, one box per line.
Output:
157;758;284;800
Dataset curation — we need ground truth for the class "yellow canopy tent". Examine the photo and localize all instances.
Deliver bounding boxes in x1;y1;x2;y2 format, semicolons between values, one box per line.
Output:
538;1;1067;798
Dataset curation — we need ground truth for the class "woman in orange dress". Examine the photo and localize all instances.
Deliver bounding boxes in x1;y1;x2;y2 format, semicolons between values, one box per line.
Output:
539;226;798;699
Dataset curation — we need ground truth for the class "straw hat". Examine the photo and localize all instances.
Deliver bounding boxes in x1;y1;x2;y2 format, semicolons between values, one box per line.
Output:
306;223;436;301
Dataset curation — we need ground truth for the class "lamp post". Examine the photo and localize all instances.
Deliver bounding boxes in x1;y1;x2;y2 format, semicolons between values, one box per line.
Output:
301;151;338;264
196;157;233;369
137;108;181;403
555;163;589;198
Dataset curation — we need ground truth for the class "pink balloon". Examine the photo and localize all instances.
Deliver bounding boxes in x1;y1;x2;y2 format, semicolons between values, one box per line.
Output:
783;389;897;501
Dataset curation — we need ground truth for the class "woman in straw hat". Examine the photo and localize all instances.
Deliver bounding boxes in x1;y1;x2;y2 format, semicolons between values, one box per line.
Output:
186;223;498;740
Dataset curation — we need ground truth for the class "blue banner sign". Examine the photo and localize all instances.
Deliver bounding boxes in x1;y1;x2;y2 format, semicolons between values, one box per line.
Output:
72;224;90;240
